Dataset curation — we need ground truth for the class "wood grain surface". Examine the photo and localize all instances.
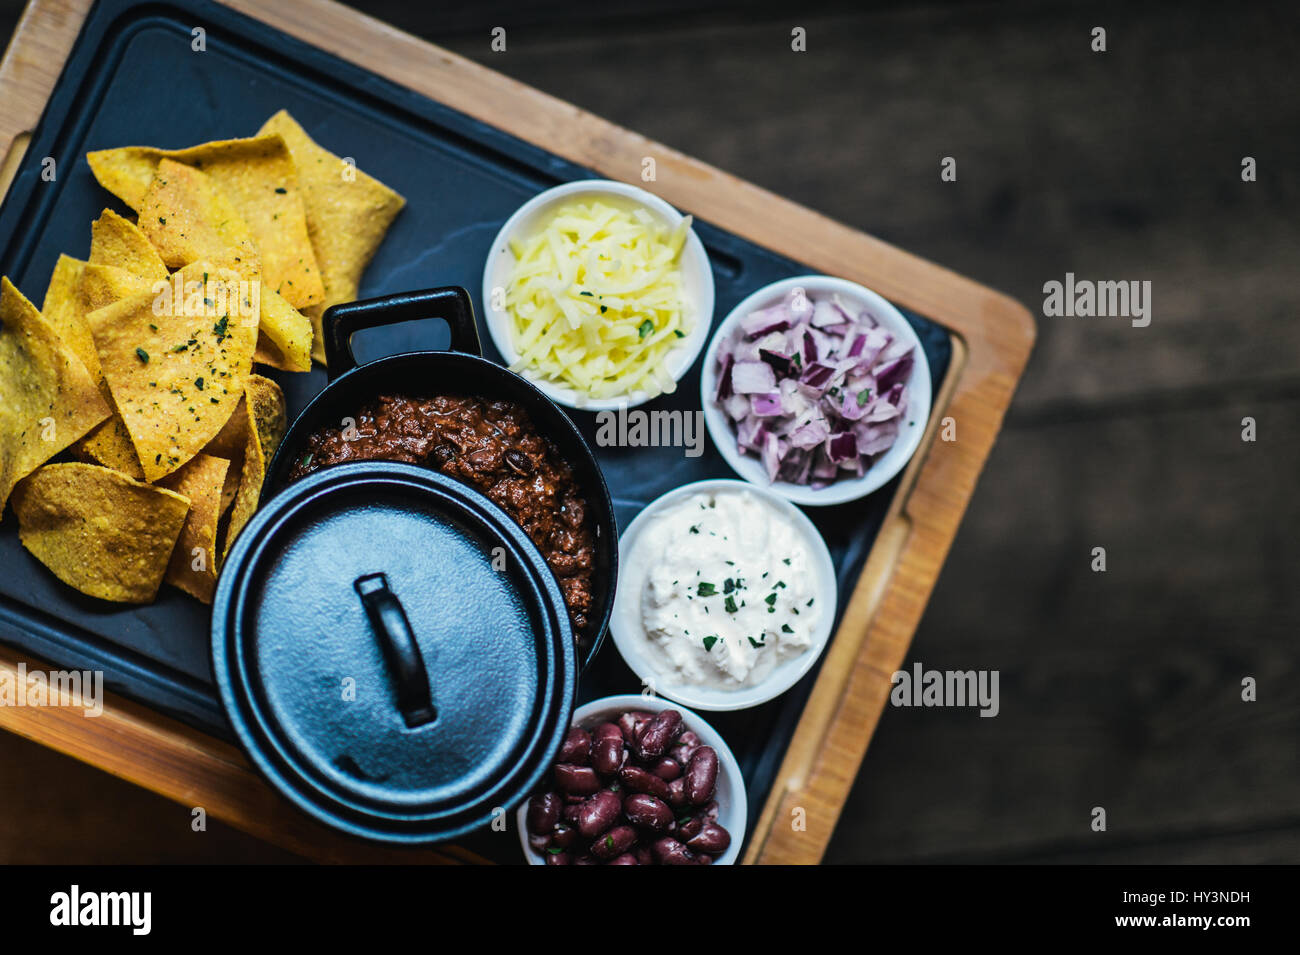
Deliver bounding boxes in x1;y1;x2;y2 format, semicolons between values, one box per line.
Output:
0;0;1033;864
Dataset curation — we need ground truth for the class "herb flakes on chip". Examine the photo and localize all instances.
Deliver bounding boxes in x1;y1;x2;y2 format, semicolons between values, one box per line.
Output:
85;261;257;482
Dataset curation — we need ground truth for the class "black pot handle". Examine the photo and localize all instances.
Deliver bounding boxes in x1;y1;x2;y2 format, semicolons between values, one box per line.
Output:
323;287;482;380
354;573;437;729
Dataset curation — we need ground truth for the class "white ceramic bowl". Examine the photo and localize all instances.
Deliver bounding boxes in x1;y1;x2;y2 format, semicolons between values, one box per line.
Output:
517;694;747;865
700;275;932;506
482;179;715;411
609;479;837;711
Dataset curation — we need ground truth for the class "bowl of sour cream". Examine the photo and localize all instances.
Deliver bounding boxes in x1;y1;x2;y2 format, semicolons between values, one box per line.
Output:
610;479;837;710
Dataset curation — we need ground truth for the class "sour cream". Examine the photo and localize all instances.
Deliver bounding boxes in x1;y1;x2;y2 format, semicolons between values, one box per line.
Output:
623;487;821;690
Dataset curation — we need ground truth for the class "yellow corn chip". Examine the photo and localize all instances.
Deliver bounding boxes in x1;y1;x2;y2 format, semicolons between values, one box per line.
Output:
159;452;230;603
222;407;265;561
86;261;257;481
259;111;405;363
87;135;325;307
40;255;100;384
0;278;110;511
89;209;167;281
12;462;190;603
137;159;260;273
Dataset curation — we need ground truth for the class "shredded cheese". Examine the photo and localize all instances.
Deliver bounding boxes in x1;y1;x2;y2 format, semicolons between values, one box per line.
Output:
504;199;692;400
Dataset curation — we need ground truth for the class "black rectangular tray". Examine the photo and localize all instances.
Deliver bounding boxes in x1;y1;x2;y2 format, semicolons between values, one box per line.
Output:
0;0;951;861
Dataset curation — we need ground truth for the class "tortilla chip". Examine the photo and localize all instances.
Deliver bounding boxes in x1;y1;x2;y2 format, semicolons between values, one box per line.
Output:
137;159;260;273
46;257;152;480
260;111;405;363
41;255;103;384
89;209;167;281
70;418;146;481
132;162;311;372
0;278;111;511
205;381;280;561
11;463;190;603
246;374;287;463
159;453;230;603
222;410;265;561
85;261;257;482
87;135;325;308
253;287;312;372
218;459;240;515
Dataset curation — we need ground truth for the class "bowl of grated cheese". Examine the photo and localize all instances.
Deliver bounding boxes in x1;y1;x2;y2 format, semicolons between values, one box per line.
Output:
482;180;715;411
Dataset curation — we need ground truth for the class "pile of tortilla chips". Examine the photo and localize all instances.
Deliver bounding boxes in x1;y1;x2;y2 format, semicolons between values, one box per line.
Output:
0;111;404;604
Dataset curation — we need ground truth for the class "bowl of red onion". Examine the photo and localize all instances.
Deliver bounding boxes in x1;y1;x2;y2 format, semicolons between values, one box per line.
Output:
700;275;932;506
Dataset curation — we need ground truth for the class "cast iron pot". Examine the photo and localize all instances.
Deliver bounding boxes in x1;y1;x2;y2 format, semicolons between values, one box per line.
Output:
263;286;617;668
212;460;575;844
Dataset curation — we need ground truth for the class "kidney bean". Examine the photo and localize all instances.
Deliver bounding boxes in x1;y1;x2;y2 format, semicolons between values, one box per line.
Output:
554;763;601;796
669;730;702;766
697;854;713;865
651;836;696;866
591;723;625;776
526;791;562;835
591;824;638;860
618;765;671;800
634;846;653;866
558;726;591;765
623;793;673;831
685;747;718;804
573;855;598;866
665;776;688;810
617;710;653;746
686;823;731;855
544;850;571;866
550;823;577;849
702;800;719;821
676;815;704;841
607;853;639;865
576;790;622;838
636;709;683;759
562;802;581;825
650;757;682;781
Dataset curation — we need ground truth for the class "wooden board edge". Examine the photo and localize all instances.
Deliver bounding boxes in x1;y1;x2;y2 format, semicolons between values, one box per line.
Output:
0;646;487;864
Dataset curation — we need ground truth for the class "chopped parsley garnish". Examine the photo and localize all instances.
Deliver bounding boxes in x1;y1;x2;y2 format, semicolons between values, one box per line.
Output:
781;623;795;633
135;347;149;363
702;636;719;651
696;582;717;597
195;377;205;390
724;595;739;614
748;636;766;648
638;319;654;339
764;593;777;606
857;388;873;406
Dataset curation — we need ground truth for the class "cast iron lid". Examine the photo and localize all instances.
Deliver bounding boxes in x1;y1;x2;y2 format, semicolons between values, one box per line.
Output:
211;461;576;844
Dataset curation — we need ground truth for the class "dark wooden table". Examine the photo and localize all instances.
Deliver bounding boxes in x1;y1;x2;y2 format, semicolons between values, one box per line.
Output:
2;0;1297;864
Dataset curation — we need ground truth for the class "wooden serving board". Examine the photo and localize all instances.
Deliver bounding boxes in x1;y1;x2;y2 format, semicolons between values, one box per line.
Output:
0;0;1034;864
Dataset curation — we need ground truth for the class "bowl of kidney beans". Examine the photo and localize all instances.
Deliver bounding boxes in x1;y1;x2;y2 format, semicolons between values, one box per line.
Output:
517;694;747;865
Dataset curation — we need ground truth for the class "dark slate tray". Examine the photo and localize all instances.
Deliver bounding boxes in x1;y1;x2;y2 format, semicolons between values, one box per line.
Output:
0;0;951;860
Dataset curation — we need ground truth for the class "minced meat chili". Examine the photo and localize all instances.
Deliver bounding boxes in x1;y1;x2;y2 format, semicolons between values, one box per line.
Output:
289;394;596;644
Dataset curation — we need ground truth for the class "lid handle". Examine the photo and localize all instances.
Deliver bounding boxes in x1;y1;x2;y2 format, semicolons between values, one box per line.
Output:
323;287;482;379
353;573;437;729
